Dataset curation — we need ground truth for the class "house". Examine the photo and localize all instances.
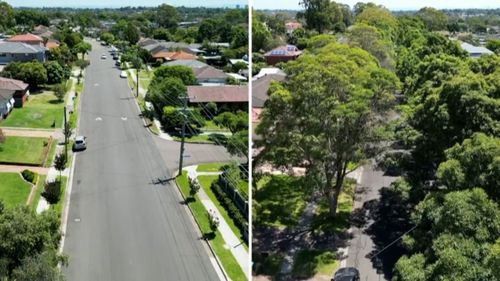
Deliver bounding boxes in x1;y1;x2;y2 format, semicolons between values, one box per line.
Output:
45;39;60;50
0;42;47;64
252;74;286;109
264;45;302;65
152;51;198;62
7;34;44;46
285;21;303;34
164;60;229;85
32;25;54;39
253;67;286;80
0;77;30;107
0;89;15;119
194;65;229;85
187;85;248;109
460;42;494;58
143;41;204;56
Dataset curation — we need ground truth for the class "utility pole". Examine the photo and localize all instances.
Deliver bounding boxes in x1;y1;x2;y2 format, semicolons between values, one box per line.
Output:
63;106;68;158
178;96;189;177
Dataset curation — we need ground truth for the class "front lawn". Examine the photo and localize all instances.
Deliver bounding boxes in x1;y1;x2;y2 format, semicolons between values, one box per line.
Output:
292;250;338;279
0;136;49;165
0;90;65;129
196;162;227;172
254;175;310;228
176;173;247;281
0;172;32;208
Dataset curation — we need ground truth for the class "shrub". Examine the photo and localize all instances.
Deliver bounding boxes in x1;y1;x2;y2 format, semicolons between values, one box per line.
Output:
211;181;247;239
42;180;61;204
21;169;36;184
188;177;201;198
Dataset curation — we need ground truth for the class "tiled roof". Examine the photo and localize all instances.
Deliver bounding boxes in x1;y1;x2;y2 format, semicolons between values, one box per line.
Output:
187;85;248;103
0;42;46;53
0;77;29;91
7;33;43;42
252;74;286;108
164;59;208;68
45;39;60;49
264;45;303;57
193;65;228;80
153;51;198;60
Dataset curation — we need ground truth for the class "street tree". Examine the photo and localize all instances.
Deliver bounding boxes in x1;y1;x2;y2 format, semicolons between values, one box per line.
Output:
437;133;500;200
0;206;61;276
257;43;399;217
53;153;67;182
146;77;187;112
11;250;65;281
188;178;201;199
72;42;92;60
123;23;140;45
99;32;114;45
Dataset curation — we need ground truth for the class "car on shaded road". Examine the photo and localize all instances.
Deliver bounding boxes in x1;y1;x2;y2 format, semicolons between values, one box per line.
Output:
332;267;360;281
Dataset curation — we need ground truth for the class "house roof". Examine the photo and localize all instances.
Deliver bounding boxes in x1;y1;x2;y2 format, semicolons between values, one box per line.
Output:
45;39;60;49
145;41;202;54
0;88;15;101
187;85;248;103
264;45;303;57
460;42;493;55
164;59;208;68
0;77;29;91
193;65;228;80
252;74;286;108
0;42;46;54
7;33;43;43
153;51;198;60
285;21;302;30
253;67;287;80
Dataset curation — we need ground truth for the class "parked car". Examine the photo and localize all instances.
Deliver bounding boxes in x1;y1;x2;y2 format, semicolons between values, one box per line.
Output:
73;136;87;151
120;71;127;78
101;54;107;59
115;60;121;67
332;268;360;281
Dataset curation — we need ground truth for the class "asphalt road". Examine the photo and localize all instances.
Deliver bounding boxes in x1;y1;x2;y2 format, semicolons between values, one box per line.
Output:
346;164;398;281
62;41;223;281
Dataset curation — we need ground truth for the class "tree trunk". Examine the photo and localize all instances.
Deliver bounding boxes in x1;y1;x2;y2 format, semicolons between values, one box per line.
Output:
328;188;340;218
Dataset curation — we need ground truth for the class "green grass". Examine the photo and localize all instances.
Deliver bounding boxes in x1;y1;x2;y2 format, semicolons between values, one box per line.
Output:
198;175;246;246
0;172;32;208
254;175;310;228
70;80;83;129
173;134;214;144
0;90;65;128
31;175;46;211
50;176;67;216
176;173;247;281
292;250;338;279
45;138;58;167
196;162;227;172
238;179;249;199
0;136;49;165
310;179;355;235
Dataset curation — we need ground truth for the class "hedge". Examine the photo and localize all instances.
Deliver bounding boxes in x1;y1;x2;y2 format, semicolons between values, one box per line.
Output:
211;181;248;241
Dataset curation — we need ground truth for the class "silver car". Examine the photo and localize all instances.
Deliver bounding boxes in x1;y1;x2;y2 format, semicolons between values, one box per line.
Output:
73;136;87;151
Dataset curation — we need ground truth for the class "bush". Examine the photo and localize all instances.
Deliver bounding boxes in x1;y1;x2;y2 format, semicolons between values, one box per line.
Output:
21;170;36;184
211;181;247;238
42;180;61;204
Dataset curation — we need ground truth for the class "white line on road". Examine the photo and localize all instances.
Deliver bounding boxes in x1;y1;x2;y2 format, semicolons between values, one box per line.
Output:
96;117;102;121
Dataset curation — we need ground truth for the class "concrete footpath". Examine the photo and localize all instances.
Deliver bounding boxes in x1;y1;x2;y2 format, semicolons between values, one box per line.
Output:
185;165;250;280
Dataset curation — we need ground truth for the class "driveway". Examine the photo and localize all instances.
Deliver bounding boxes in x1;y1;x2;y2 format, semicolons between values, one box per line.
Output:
62;41;221;281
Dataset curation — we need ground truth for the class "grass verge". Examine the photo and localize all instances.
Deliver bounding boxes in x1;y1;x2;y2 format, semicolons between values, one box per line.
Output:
196;162;227;172
198;175;246;246
292;250;338;279
176;172;247;281
31;175;46;211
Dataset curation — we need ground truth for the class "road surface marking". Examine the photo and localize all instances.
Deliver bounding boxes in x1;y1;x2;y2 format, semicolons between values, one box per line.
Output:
96;117;102;121
94;83;99;87
121;117;127;121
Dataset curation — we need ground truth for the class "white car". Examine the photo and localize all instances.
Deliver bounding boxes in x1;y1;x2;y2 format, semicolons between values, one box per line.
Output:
120;71;127;78
101;54;107;59
73;136;87;151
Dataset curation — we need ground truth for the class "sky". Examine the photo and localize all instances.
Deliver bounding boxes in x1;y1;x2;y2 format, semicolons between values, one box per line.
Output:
4;0;245;8
253;0;500;10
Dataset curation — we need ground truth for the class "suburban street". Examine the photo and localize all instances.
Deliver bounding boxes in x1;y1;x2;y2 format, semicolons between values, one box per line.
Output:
62;41;230;280
346;164;398;281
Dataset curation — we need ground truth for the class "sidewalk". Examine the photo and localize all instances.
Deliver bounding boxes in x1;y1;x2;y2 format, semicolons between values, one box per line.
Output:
0;165;49;174
185;165;250;280
0;128;56;138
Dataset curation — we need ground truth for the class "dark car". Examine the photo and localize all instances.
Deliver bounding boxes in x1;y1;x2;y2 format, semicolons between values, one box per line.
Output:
332;267;360;281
